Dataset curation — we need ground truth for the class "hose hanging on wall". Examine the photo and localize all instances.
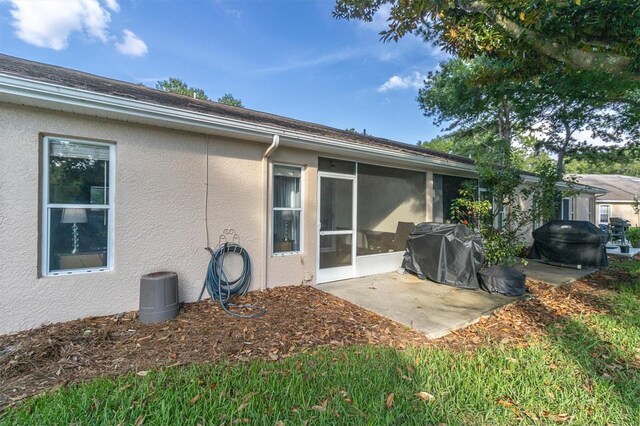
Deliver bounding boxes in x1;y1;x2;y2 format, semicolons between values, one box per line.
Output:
198;241;266;318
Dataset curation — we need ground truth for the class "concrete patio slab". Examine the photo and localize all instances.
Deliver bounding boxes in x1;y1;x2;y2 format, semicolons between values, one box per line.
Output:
514;260;597;287
607;246;640;257
318;273;522;339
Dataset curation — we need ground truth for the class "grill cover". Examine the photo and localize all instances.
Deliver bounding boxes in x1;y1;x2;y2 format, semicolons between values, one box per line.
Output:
530;220;608;268
478;265;526;296
402;223;484;289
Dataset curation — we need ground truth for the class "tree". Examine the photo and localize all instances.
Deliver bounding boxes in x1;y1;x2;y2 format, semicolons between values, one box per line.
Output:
418;57;537;167
334;0;640;80
418;56;639;173
217;93;244;108
524;69;639;173
565;152;640;177
156;78;209;100
421;127;551;173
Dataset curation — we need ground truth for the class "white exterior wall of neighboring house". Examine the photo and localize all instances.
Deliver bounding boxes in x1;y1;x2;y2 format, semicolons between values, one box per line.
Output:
596;202;639;227
574;175;640;227
513;184;598;244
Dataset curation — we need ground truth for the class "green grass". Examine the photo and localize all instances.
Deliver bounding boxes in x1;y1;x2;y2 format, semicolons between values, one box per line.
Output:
3;261;639;425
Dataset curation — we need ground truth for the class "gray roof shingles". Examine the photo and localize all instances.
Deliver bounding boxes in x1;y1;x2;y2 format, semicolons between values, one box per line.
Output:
0;54;474;167
575;174;640;201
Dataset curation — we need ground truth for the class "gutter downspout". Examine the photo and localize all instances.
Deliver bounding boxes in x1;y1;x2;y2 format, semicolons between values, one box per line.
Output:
261;135;280;291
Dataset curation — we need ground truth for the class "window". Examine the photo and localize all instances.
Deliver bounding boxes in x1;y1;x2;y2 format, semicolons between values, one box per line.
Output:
561;197;572;220
432;174;476;223
273;165;302;254
599;204;611;224
496;199;506;229
318;157;355;175
42;137;115;275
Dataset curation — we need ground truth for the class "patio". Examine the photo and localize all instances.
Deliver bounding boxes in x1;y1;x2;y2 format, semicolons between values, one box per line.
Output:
319;260;597;338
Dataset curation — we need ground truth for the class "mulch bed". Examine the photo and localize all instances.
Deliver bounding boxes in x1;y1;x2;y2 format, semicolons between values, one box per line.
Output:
1;255;638;410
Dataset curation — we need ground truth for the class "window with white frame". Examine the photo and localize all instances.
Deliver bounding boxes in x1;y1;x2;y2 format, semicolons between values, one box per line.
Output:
42;137;115;275
599;204;611;224
273;165;302;254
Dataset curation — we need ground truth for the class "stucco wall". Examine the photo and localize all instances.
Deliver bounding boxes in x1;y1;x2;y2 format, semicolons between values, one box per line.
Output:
0;104;295;334
597;202;640;227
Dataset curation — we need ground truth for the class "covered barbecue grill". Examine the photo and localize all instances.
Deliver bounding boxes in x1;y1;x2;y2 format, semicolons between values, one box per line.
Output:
402;222;484;289
530;220;608;268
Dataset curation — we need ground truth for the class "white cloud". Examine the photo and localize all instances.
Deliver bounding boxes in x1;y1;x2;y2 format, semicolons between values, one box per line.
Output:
9;0;112;50
377;71;427;92
104;0;120;12
7;0;146;56
115;29;148;57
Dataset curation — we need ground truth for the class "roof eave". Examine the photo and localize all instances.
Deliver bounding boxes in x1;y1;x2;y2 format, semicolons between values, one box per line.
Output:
0;73;477;175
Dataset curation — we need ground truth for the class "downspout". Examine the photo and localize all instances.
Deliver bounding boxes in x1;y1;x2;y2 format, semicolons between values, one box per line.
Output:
261;135;280;291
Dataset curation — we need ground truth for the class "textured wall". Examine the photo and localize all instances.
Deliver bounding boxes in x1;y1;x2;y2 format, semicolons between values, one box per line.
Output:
599;203;640;227
0;104;307;334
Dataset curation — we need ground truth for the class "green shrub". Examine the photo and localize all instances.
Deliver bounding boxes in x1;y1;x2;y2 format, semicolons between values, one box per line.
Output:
627;227;640;243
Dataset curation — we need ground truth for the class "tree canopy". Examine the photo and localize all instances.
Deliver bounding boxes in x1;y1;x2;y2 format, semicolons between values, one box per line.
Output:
156;77;209;100
217;93;244;108
334;0;640;80
418;55;639;173
156;79;245;108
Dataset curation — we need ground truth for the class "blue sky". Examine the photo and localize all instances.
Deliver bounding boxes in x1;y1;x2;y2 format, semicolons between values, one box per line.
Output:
0;0;448;144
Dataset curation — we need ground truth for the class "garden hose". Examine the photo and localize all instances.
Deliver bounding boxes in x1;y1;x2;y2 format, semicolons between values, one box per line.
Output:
198;243;266;318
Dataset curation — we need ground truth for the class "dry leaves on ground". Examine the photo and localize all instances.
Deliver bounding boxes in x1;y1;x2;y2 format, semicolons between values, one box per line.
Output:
1;260;635;409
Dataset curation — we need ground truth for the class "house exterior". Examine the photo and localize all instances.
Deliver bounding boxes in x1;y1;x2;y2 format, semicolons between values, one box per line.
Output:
0;55;602;335
574;174;640;227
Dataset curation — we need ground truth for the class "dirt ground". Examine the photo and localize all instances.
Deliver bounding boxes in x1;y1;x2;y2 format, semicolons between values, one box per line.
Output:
1;255;637;410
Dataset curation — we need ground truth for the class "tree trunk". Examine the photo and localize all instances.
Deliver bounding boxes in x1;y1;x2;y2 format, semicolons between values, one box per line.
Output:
556;118;571;174
497;101;512;168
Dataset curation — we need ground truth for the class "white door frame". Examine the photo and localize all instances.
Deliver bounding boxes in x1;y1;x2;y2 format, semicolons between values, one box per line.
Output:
317;171;357;283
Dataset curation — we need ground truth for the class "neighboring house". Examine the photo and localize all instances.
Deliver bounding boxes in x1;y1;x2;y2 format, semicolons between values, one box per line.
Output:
0;55;602;334
574;175;640;227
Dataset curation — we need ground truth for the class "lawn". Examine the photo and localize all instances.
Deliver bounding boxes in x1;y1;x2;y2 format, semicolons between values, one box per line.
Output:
2;259;639;425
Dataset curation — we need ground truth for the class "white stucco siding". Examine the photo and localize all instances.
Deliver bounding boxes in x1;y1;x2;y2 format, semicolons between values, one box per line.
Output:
267;148;318;287
597;202;640;227
0;104;272;334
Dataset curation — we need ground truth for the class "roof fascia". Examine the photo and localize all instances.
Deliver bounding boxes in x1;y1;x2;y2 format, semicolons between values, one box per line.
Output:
0;73;477;175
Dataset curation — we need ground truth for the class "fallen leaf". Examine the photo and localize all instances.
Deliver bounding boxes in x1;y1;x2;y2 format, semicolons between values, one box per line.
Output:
275;422;285;426
497;398;515;408
311;405;326;412
416;391;435;401
136;371;148;377
236;402;249;413
549;413;572;422
189;394;202;405
386;392;395;409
